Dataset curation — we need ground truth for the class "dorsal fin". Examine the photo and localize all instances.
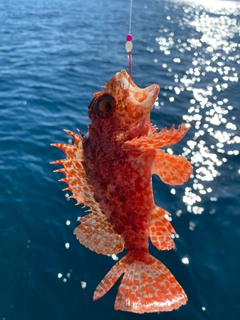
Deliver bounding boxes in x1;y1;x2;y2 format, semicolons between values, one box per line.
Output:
74;212;124;255
51;130;124;255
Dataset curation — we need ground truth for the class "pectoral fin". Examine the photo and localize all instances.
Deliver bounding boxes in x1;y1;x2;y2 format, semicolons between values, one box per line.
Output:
123;124;190;151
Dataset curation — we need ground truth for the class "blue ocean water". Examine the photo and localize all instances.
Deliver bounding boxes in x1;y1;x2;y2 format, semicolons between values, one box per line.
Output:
1;0;240;319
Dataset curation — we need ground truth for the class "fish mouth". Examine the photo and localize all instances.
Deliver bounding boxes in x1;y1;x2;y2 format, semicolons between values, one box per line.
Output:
115;70;160;118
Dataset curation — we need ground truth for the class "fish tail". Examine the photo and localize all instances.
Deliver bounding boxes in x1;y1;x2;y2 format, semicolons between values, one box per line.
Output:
93;253;187;313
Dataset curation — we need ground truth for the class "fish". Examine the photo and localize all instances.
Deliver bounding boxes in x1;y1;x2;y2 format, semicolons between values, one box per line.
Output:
51;70;192;314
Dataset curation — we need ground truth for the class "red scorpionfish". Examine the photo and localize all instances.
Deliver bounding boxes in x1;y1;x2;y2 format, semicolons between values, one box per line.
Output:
51;70;192;313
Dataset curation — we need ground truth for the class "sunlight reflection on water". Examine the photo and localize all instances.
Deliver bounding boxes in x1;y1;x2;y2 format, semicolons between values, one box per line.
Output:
154;0;240;221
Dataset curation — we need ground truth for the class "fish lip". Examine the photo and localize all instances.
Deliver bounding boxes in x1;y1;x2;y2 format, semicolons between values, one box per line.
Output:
116;70;160;112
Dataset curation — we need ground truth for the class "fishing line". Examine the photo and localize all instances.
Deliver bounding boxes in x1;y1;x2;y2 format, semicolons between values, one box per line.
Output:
125;0;133;78
128;0;133;35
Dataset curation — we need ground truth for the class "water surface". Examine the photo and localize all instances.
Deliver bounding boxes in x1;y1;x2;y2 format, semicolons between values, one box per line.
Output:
0;0;240;319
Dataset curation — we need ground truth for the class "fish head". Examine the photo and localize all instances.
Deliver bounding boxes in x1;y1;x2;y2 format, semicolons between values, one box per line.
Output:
88;70;160;141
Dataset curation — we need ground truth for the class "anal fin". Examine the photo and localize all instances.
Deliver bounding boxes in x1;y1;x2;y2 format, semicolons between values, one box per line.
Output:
150;207;176;250
74;212;124;255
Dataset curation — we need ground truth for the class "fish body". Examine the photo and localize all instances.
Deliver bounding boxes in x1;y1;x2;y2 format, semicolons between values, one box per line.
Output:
52;70;192;313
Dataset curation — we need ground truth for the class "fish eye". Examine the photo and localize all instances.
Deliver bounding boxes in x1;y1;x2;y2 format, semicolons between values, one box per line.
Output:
99;99;112;113
94;95;115;116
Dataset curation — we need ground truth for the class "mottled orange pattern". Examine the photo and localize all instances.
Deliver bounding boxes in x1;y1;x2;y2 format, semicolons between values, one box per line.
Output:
51;70;192;313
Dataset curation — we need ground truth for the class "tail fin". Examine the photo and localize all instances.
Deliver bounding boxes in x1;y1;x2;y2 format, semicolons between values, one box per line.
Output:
93;253;187;313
